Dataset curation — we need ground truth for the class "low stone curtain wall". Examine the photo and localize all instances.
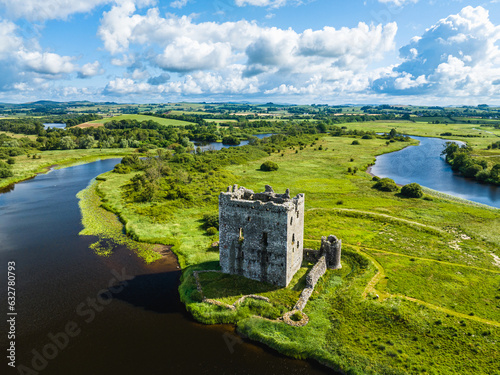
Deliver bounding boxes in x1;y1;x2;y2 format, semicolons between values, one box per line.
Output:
294;256;327;311
303;248;321;263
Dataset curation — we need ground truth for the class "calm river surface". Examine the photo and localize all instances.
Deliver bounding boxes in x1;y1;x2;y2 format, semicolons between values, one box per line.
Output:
371;136;500;208
0;159;329;375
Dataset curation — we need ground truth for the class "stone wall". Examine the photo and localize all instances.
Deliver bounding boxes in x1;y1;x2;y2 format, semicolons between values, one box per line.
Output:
294;256;327;311
219;185;304;287
303;248;321;263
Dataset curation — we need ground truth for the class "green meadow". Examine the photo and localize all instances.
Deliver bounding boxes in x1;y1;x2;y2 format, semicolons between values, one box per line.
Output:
83;126;500;375
81;113;195;127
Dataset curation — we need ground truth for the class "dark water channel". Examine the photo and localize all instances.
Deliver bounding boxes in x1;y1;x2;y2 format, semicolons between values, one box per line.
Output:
371;136;500;209
0;159;329;375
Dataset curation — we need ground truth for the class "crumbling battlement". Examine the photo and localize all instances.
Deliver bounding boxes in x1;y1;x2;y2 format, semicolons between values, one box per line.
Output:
219;185;305;287
220;184;304;209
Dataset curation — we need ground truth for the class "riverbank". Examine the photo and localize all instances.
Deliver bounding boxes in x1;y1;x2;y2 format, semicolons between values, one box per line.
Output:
0;148;139;191
82;133;500;375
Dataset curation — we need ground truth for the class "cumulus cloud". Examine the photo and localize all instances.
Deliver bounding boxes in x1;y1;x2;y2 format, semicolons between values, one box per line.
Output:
0;20;22;59
78;61;104;78
17;50;76;75
147;73;170;85
0;0;111;21
97;1;397;99
372;6;500;97
0;17;83;93
155;37;233;72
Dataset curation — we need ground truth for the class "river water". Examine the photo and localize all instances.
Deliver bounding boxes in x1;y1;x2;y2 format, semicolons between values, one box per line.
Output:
0;159;328;375
195;133;273;152
371;136;500;208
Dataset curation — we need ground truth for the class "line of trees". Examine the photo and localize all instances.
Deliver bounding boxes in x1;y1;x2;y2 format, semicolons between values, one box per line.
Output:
442;142;500;185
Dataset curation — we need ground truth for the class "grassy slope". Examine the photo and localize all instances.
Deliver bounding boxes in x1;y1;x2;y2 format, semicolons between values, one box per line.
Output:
81;114;194;127
90;130;500;375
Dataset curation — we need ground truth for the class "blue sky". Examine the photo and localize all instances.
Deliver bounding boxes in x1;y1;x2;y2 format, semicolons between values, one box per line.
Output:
1;0;500;105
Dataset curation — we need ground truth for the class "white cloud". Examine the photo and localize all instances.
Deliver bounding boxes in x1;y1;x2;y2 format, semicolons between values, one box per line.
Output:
98;3;396;77
0;0;111;21
378;0;417;7
0;20;22;59
155;37;233;72
373;6;500;97
235;0;289;7
17;50;76;75
104;77;153;95
78;61;104;78
170;0;189;8
95;1;399;99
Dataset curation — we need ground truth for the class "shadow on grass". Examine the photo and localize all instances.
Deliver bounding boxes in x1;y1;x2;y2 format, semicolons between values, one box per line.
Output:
196;266;280;300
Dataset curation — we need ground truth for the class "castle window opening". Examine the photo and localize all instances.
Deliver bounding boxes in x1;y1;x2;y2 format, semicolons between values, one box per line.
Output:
263;232;268;246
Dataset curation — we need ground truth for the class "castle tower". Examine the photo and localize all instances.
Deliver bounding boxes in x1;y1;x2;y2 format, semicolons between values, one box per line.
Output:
219;185;304;287
321;235;342;270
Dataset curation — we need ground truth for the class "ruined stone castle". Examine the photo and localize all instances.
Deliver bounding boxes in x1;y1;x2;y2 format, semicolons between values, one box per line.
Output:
219;185;305;287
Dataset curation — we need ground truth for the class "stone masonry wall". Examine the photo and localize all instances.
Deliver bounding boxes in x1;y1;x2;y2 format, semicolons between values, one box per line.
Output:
219;185;304;287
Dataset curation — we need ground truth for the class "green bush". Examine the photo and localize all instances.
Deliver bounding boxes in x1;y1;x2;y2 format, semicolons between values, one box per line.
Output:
401;183;423;198
6;157;15;165
373;178;399;192
203;213;219;229
351;140;361;145
260;161;279;172
372;176;380;181
113;164;132;174
206;227;218;236
0;168;13;178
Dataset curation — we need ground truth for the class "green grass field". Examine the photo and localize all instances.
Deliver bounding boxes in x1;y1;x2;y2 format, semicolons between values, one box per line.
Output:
82;126;500;374
81;114;195;127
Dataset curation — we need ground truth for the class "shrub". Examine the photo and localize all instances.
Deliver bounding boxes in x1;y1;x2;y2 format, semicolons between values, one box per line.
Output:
373;178;399;192
475;169;490;182
260;161;279;172
372;176;380;181
206;227;218;236
351;140;360;145
222;135;240;145
203;213;219;229
0;168;13;178
401;183;423;198
362;135;374;139
113;164;132;174
6;157;15;165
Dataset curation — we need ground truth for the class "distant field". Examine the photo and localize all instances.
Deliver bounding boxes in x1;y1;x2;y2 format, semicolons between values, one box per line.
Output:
342;120;500;150
76;114;194;128
0;130;37;140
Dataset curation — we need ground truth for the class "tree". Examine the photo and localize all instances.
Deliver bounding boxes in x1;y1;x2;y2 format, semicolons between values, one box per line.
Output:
59;136;77;150
78;135;95;149
401;183;423;198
